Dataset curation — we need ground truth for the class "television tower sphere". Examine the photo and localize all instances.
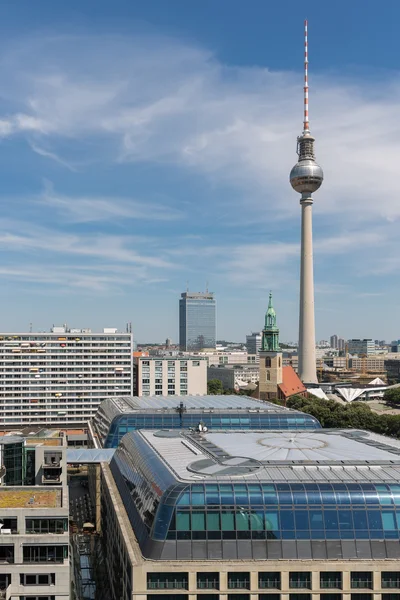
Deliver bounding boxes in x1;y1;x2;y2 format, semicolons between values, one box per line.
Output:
290;133;324;195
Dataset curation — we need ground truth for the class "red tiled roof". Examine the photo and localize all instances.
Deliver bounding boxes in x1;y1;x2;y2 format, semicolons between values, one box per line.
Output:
278;365;306;398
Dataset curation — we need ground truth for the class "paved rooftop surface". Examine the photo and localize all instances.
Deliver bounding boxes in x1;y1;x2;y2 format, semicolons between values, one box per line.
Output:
0;488;61;508
110;395;293;412
140;429;400;483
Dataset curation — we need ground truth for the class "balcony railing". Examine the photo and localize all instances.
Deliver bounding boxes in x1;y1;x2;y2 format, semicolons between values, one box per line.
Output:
351;580;373;589
321;580;342;589
197;580;219;589
382;580;400;589
147;581;188;590
290;580;312;589
228;580;250;589
259;580;281;589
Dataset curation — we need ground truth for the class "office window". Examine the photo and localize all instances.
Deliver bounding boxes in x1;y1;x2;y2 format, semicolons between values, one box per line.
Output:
351;573;373;590
228;573;250;590
197;572;219;590
147;572;188;590
259;573;281;589
320;573;342;589
290;573;312;590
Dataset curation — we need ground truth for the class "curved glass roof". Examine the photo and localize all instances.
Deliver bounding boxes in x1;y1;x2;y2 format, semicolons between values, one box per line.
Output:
109;428;400;560
92;395;321;448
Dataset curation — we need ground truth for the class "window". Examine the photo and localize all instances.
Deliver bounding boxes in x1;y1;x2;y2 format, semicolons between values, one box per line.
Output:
259;573;281;589
228;572;250;590
197;595;219;600
0;545;14;563
197;572;219;590
260;596;280;600
20;573;55;586
228;596;249;600
25;519;67;534
147;573;188;590
265;357;271;367
20;596;55;600
0;517;17;532
290;573;312;589
23;545;68;563
382;574;400;589
290;595;311;600
266;371;270;381
351;595;372;600
351;573;373;590
383;595;400;600
320;596;342;600
320;573;342;589
192;361;200;366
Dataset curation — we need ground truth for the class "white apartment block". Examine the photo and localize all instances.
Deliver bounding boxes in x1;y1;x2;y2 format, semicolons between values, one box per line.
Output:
0;326;133;427
190;350;259;365
134;357;207;396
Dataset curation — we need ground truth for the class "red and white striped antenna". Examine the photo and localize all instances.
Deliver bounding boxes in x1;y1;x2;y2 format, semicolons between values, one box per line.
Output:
303;19;309;133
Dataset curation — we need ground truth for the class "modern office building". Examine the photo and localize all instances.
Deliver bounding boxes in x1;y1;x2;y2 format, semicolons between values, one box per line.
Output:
207;364;260;390
385;359;400;384
90;395;321;448
134;356;207;396
246;332;262;355
0;326;133;427
330;334;338;350
0;431;69;599
99;426;400;600
347;339;376;357
179;291;216;351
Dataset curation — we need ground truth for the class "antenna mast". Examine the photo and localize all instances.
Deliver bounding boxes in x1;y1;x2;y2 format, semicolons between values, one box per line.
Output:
303;19;309;133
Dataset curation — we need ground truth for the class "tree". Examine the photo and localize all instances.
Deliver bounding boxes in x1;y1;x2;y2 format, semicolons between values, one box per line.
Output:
207;379;224;395
384;388;400;406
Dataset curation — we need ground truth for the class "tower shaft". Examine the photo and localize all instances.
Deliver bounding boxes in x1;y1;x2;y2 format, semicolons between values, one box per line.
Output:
298;196;317;384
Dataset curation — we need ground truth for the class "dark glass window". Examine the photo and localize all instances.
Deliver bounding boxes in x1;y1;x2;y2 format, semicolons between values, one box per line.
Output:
197;572;219;590
290;595;311;600
228;572;250;590
290;573;312;589
22;546;67;563
147;596;187;600
383;595;400;600
0;546;14;563
197;595;219;600
351;573;373;590
25;519;67;534
228;595;249;600
0;518;17;533
320;573;342;589
382;574;400;589
147;573;188;590
320;595;342;600
259;573;281;589
350;595;372;600
260;595;280;600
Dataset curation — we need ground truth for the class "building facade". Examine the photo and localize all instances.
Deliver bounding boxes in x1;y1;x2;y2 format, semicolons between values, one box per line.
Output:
330;334;338;349
98;426;400;600
207;364;260;390
347;339;376;356
134;357;207;396
246;332;262;355
0;326;133;427
179;292;216;351
0;431;69;599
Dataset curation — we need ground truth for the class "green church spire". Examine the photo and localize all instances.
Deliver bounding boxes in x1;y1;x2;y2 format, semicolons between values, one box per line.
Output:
261;292;280;352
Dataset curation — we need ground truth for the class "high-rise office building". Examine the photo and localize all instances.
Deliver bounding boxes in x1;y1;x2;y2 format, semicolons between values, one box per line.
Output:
246;331;262;355
330;334;338;349
338;337;346;351
347;338;376;356
179;291;216;351
0;326;133;427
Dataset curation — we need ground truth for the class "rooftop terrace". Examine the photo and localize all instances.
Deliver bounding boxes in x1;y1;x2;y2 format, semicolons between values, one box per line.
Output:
0;488;62;508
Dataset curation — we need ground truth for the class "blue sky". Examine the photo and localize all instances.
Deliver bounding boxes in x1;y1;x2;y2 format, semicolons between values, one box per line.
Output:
0;0;399;342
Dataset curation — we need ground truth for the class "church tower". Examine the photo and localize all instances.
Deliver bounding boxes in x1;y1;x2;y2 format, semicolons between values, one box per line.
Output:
258;293;283;400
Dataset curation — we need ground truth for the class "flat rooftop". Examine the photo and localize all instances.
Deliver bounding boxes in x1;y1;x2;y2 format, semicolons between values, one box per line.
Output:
108;395;295;413
0;488;62;508
139;429;400;483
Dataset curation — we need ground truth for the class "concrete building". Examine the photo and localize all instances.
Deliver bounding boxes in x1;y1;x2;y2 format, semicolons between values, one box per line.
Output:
0;431;69;599
385;359;400;384
134;356;207;397
179;291;216;351
207;364;259;390
192;351;259;366
91;395;321;448
246;332;262;355
347;339;376;357
290;22;323;385
330;334;338;349
0;326;133;428
98;426;400;600
338;337;346;352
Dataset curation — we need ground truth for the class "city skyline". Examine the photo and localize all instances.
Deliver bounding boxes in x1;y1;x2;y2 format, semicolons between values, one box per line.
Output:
0;1;399;341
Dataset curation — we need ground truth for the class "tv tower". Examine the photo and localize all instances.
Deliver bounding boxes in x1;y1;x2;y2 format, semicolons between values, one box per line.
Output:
290;20;323;385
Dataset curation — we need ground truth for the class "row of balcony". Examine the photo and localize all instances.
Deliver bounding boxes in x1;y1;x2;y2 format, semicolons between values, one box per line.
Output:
146;572;400;591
